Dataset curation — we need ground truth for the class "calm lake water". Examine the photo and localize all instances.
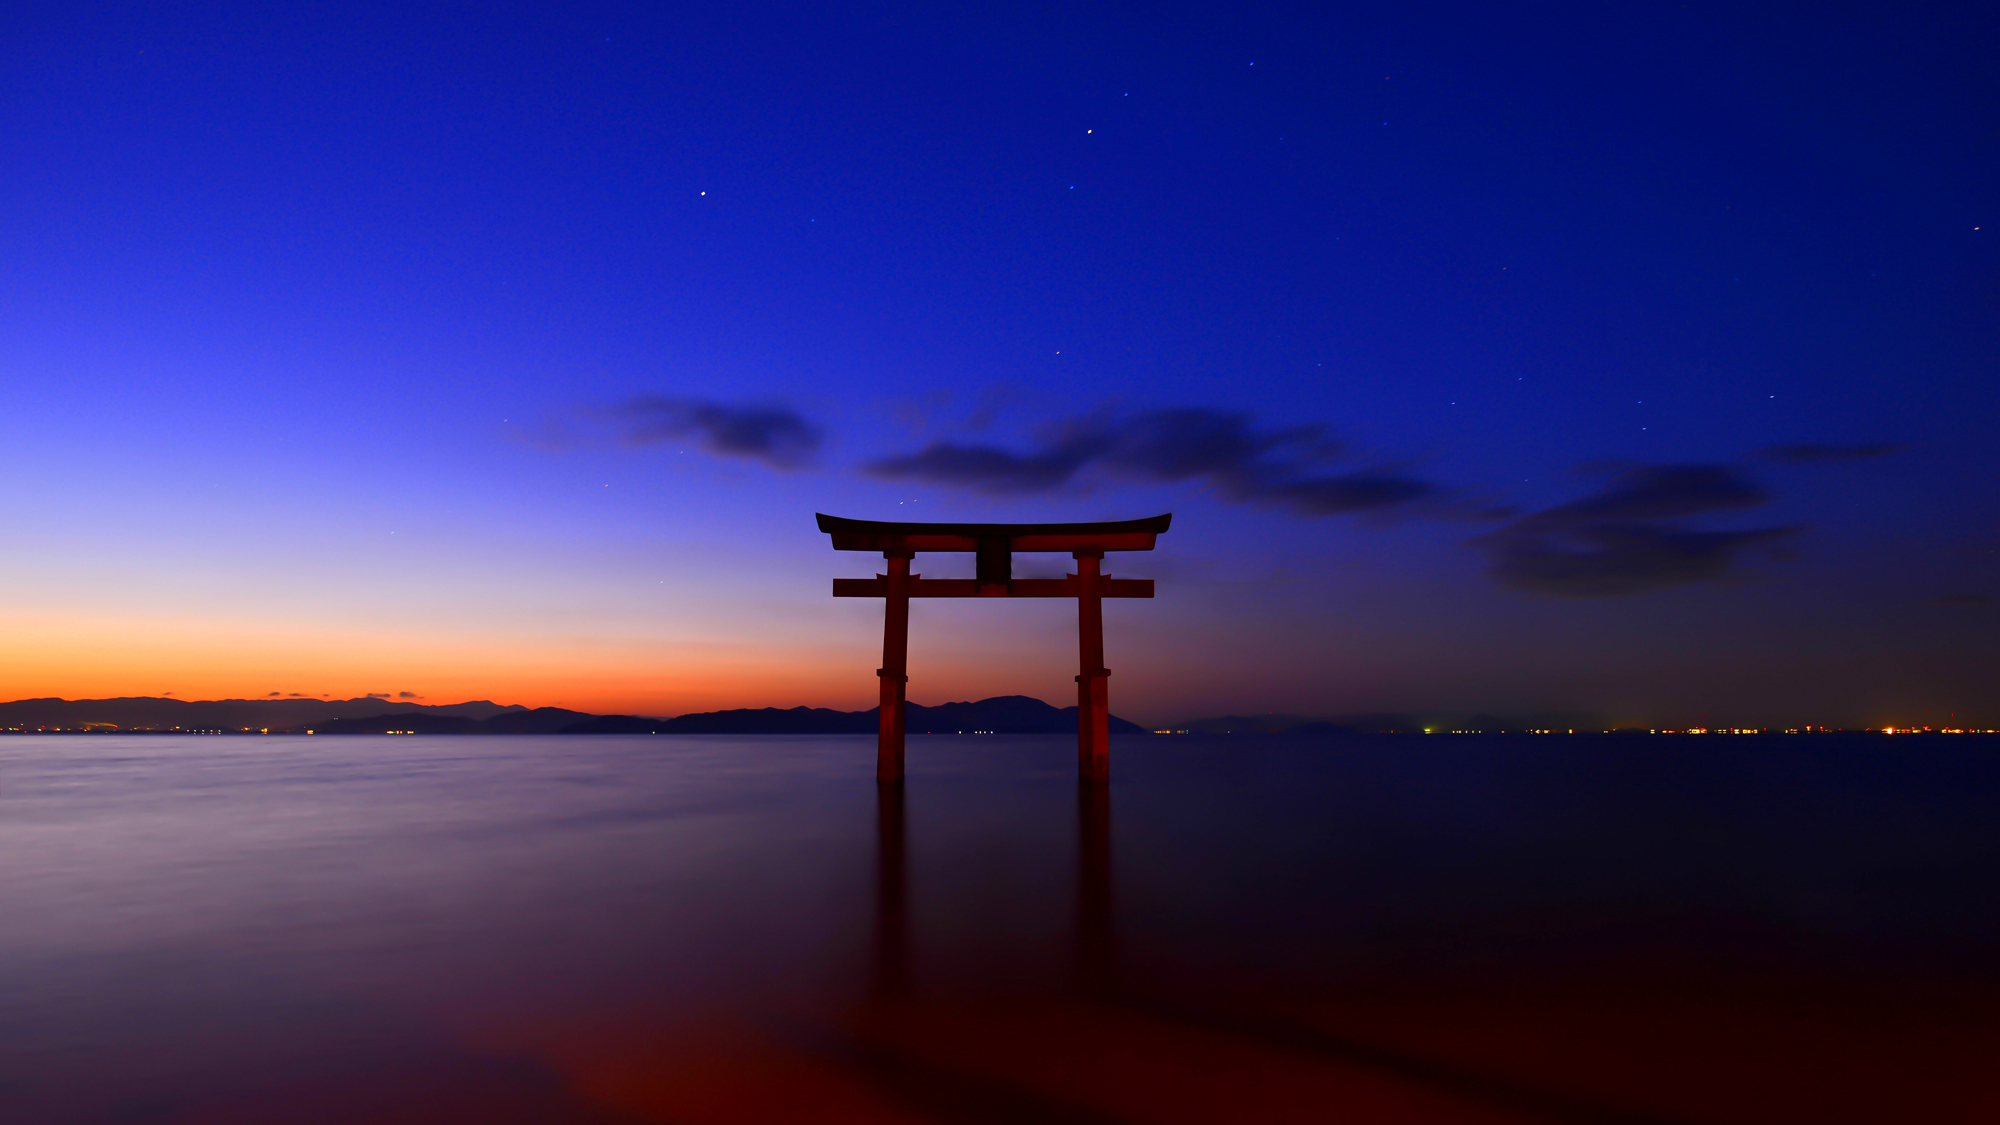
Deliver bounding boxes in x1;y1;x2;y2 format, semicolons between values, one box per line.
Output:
2;733;1997;1123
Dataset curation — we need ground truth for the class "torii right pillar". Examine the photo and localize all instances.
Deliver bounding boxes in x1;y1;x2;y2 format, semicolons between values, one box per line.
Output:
1075;551;1110;781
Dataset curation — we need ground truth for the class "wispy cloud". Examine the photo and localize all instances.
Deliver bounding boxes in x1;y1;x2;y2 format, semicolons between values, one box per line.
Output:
865;408;1449;518
398;691;423;699
1473;465;1795;596
616;397;822;469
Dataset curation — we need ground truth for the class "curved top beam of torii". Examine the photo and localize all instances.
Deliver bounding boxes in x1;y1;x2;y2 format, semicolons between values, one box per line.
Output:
814;512;1171;555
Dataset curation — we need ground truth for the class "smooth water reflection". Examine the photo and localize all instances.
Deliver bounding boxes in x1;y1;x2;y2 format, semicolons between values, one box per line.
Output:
2;733;1998;1122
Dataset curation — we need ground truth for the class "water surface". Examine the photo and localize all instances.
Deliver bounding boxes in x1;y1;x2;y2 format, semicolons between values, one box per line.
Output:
2;733;1996;1122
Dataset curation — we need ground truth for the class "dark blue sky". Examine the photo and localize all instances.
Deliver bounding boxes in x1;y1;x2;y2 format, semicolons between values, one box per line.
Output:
2;1;1994;725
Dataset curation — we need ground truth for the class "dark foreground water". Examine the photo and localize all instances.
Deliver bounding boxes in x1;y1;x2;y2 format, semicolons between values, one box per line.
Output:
2;733;1997;1123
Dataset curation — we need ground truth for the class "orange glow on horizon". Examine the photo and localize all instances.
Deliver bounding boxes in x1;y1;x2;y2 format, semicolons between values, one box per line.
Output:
0;605;1174;718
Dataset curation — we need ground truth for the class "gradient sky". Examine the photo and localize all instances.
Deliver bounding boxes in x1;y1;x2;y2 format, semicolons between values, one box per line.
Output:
3;2;1995;727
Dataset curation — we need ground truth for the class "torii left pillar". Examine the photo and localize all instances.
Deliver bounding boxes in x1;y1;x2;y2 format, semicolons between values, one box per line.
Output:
1075;551;1110;781
878;551;912;781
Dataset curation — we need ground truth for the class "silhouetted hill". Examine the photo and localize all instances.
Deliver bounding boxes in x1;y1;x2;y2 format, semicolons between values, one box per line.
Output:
478;707;599;733
565;696;1144;735
906;696;1144;734
645;706;872;734
0;696;528;731
0;695;1143;735
562;714;675;734
312;707;594;735
309;713;478;735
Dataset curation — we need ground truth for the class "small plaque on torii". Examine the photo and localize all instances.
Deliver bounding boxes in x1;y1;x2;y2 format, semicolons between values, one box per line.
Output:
816;513;1171;782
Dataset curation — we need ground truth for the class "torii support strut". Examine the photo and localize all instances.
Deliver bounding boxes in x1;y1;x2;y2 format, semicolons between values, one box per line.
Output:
818;513;1171;782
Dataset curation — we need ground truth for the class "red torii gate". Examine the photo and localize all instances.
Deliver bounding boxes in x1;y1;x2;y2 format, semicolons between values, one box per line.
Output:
818;513;1171;782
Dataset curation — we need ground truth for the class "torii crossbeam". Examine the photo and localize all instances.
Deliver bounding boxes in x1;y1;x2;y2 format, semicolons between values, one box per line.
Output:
818;513;1171;782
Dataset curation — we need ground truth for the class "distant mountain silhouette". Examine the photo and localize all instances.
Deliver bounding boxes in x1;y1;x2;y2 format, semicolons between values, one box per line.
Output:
589;706;871;734
561;714;679;734
0;696;527;731
311;707;594;735
565;696;1143;735
905;696;1145;734
0;694;1143;735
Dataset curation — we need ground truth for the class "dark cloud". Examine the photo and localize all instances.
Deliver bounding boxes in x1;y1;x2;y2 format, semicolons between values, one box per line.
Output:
864;408;1440;517
1257;471;1439;516
1929;592;1993;606
865;419;1113;493
268;691;281;697
1756;442;1904;462
1101;409;1335;482
1513;465;1767;527
367;692;390;699
1481;523;1796;596
618;397;821;469
1474;465;1796;596
398;691;423;699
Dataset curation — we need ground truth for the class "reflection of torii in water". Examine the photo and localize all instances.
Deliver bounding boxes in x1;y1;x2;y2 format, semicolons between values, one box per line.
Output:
816;513;1171;781
870;734;1115;1002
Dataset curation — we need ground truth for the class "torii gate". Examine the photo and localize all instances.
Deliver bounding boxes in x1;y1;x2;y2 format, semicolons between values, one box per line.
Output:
818;513;1171;782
